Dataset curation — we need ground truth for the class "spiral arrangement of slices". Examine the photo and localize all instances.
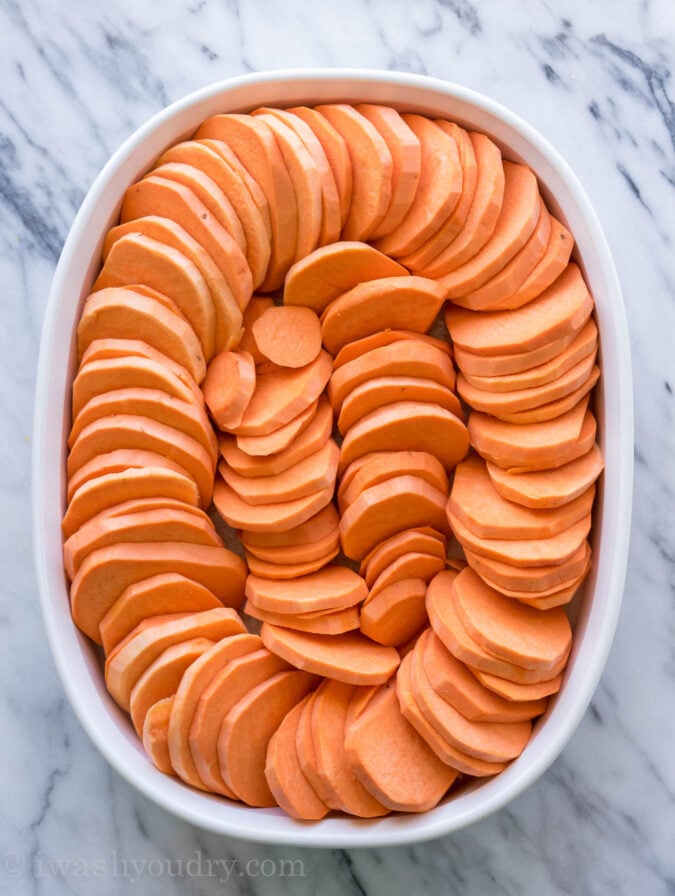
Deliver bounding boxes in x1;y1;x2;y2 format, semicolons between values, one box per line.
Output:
63;102;603;817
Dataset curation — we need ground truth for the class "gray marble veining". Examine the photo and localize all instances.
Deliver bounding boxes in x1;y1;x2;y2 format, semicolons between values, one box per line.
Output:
2;0;674;893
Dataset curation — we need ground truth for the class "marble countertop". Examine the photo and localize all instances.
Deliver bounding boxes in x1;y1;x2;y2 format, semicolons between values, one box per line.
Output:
2;0;674;893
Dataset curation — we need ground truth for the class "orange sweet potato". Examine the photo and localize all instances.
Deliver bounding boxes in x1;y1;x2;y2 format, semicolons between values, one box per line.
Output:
360;579;428;647
202;350;256;431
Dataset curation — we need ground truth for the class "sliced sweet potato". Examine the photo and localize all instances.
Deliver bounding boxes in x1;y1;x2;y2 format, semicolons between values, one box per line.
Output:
436;162;541;296
63;506;222;579
252;305;322;370
213;478;333;533
202;350;256;431
328;340;456;411
264;694;330;820
422;630;547;722
339;474;449;561
320;276;446;356
244;527;340;565
496;367;600;424
77;287;206;384
245;565;366;615
245;601;359;635
453;327;579;377
418;132;505;276
240;503;339;549
345;682;458;812
471;667;563;702
338;401;469;475
445;263;593;355
333;328;451;369
104;609;247;710
245;552;339;581
362;528;446;587
315;104;392;241
260;623;399;686
236;399;319;458
360;579;428;647
400;120;478;271
168;633;263;792
338;450;449;515
373;114;461;256
62;467;199;540
337;375;463;435
142;696;175;774
66;448;189;504
99;573;223;656
355;104;420;239
219;395;332;477
464;541;591;593
396;650;507;777
218;669;318;806
71;542;247;643
455;199;551;310
309;679;389;817
487;443;604;508
367;552;446;599
195;113;298;291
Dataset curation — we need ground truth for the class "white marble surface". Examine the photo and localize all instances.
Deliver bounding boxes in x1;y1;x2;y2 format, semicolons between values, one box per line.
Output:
2;0;674;892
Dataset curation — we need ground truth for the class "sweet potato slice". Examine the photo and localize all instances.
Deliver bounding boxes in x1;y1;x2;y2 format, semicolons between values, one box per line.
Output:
235;399;319;457
337;375;463;435
104;609;247;710
320;276;446;356
71;543;247;643
245;552;339;581
94;233;216;359
339;474;449;561
345;682;458;812
418;132;505;276
168;633;262;792
455;199;551;310
362;528;446;587
219;396;332;477
183;640;283;794
464;541;591;593
462;319;597;393
490;216;574;310
468;399;593;470
202;350;256;432
487;443;604;508
213;478;333;533
400;120;478;271
309;679;389;817
245;601;359;635
66;448;189;504
426;571;570;684
69;388;217;466
360;579;428;646
409;633;532;762
367;552;446;599
218;669;318;806
373;114;461;256
256;107;341;248
471;667;563;702
102;215;243;351
241;502;339;549
449;453;596;540
244;527;340;565
445;263;593;355
264;695;330;820
77;288;205;383
260;623;399;686
119;174;252;310
355;104;420;239
219;438;339;506
497;367;600;424
246;565;366;615
332;328;451;369
234;350;332;437
157;140;271;289
195;113;298;291
63;507;222;579
284;241;407;314
338;401;469;474
452;568;572;670
396;650;507;777
436;162;541;296
62;467;199;540
422;630;547;722
252;110;323;261
315;104;393;241
142;696;175;774
328;340;456;411
252;305;322;369
338;451;449;515
453;327;579;377
67;414;215;508
129;636;213;736
99;573;223;656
